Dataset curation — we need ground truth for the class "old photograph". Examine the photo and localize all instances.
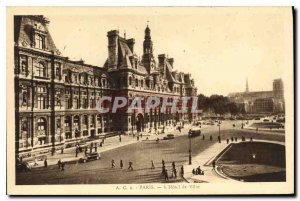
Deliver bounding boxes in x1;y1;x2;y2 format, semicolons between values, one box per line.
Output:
7;7;294;195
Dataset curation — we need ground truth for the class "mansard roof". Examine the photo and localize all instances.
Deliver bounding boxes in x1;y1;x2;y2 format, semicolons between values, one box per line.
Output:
14;15;58;54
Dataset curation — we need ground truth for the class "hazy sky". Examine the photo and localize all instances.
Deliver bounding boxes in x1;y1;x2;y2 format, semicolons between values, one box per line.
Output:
46;7;292;96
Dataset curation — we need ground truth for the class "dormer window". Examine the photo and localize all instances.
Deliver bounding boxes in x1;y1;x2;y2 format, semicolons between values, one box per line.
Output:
35;34;45;49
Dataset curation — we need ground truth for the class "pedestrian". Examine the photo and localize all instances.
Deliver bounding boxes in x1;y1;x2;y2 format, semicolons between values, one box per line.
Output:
226;139;229;144
61;147;64;154
210;135;213;141
180;165;184;177
162;165;166;175
61;161;65;171
218;136;221;143
119;135;122;142
172;161;176;170
58;159;62;169
250;137;253;141
235;137;237;142
137;136;139;141
202;135;205;140
100;142;103;147
151;160;155;169
173;168;177;178
212;160;216;170
231;137;234;142
111;160;115;168
164;169;169;181
178;127;181;133
44;159;48;168
156;138;159;143
75;147;79;157
120;160;123;169
128;161;133;171
162;160;165;166
192;168;196;175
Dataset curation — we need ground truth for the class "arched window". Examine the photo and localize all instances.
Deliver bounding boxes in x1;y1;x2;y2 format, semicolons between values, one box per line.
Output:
135;78;139;87
102;79;106;87
37;118;46;131
35;34;44;49
83;115;88;125
36;62;46;77
90;98;94;108
129;77;132;86
74;116;80;126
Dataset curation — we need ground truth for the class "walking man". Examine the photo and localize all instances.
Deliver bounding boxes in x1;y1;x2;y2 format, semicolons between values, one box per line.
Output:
75;147;79;158
165;169;169;181
151;160;155;169
128;161;133;171
58;159;62;169
202;135;205;140
227;139;229;144
174;168;177;178
180;165;184;177
44;158;48;168
111;160;115;168
210;135;213;141
218;136;221;143
61;161;65;171
119;135;122;142
172;161;176;171
120;160;123;169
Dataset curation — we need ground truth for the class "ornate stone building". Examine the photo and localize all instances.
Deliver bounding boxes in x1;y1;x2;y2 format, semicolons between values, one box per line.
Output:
14;15;198;157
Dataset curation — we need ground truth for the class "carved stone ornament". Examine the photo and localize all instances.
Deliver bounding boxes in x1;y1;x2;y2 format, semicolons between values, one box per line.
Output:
56;49;61;55
22;41;28;47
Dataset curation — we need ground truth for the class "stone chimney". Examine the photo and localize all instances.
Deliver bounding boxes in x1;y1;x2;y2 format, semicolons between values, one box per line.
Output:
158;54;166;65
107;30;119;69
126;38;135;53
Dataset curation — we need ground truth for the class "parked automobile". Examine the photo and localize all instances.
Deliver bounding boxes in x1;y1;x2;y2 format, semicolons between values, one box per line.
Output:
163;134;175;140
254;117;260;120
263;119;270;122
188;127;201;137
16;162;30;172
79;152;101;163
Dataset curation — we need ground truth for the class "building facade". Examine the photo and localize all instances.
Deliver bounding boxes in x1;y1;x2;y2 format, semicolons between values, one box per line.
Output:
14;15;198;157
228;79;285;114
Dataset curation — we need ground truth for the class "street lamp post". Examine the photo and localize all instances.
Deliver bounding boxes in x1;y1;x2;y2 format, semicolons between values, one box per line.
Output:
188;135;192;165
218;123;221;143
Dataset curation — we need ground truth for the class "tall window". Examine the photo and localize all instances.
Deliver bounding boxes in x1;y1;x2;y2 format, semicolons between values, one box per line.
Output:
37;118;46;131
37;96;45;109
90;98;94;108
36;62;46;77
35;34;44;49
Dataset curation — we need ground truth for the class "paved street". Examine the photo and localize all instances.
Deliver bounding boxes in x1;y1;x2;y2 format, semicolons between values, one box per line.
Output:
16;120;285;184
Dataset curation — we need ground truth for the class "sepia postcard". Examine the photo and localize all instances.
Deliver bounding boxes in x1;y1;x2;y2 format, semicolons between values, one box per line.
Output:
7;7;294;195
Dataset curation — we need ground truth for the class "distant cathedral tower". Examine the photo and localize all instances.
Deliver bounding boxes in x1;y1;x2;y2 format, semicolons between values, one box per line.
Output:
245;78;249;93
